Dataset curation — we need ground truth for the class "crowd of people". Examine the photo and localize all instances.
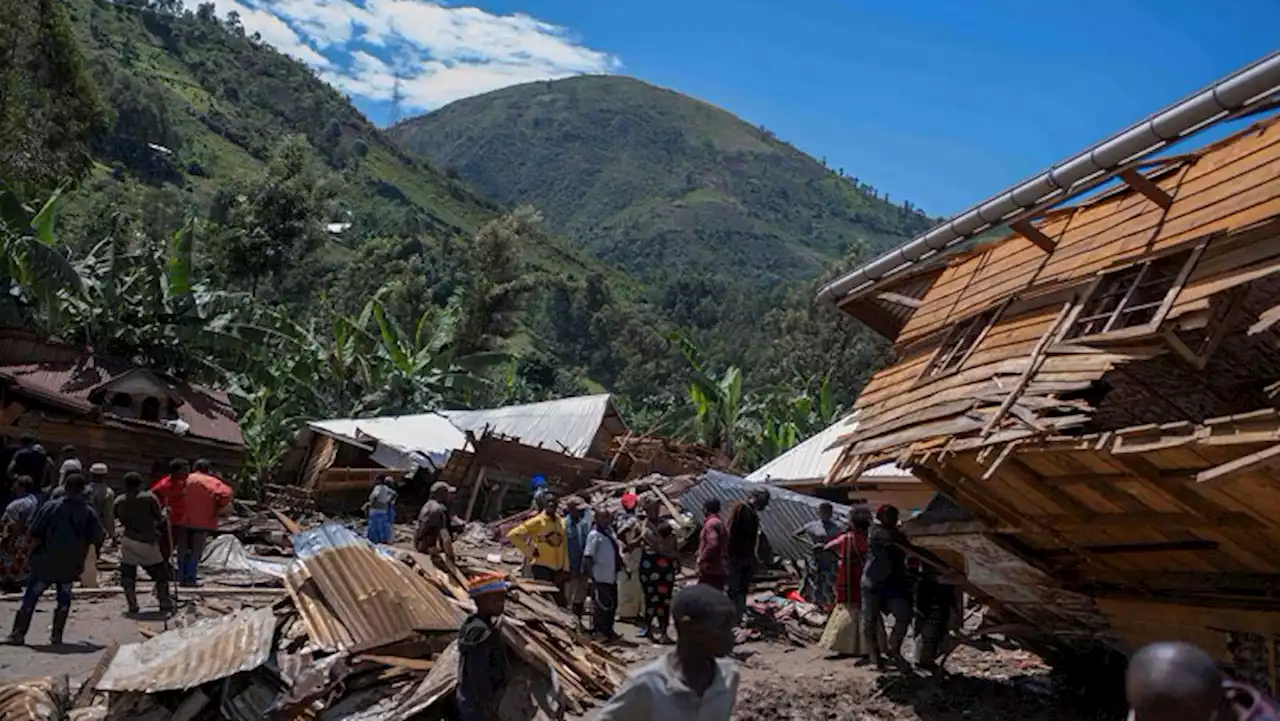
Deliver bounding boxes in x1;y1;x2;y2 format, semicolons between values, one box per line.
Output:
443;476;1279;721
0;434;232;646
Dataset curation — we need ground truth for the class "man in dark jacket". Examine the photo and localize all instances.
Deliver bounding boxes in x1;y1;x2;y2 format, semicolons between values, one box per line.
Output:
4;472;104;646
457;571;510;721
861;504;912;669
114;472;174;614
726;489;770;621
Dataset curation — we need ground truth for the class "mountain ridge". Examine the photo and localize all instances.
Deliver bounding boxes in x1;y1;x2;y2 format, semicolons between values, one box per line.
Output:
389;74;934;287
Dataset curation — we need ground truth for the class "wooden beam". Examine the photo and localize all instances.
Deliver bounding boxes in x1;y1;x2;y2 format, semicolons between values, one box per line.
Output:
841;297;904;339
1118;168;1173;209
1039;539;1218;558
1108;455;1227;522
1197;442;1280;484
1001;456;1096;523
0;400;26;427
1163;327;1205;369
1041;511;1262;531
979;303;1072;438
874;291;922;309
1011;219;1057;253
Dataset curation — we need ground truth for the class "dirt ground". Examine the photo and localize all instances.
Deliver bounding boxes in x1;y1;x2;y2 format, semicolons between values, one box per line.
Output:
0;588;278;685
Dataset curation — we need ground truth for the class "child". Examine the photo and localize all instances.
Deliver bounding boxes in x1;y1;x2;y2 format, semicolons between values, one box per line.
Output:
596;584;740;720
456;572;510;721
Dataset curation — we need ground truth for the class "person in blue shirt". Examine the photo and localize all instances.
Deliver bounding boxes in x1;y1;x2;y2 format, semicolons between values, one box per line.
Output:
563;495;593;623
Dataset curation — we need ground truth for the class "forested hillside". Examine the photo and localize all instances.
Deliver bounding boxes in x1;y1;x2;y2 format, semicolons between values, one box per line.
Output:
390;76;933;285
0;0;917;479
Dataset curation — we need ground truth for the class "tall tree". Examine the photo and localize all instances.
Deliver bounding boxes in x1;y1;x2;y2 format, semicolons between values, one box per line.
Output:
0;0;108;195
209;135;337;299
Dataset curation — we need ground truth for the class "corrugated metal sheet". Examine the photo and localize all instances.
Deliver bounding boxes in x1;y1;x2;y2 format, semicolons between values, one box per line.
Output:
0;329;244;446
442;394;625;458
0;676;68;721
679;470;855;564
309;413;468;472
288;524;465;653
745;414;914;483
96;607;278;693
322;641;459;721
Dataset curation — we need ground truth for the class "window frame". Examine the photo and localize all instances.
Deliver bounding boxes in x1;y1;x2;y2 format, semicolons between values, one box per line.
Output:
914;300;1008;385
1057;240;1207;344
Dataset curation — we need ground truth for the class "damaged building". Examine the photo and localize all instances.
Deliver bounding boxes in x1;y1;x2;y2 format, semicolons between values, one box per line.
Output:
817;56;1280;688
0;329;245;483
279;394;629;517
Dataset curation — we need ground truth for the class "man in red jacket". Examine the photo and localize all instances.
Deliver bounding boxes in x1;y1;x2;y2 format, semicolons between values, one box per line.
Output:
151;458;232;587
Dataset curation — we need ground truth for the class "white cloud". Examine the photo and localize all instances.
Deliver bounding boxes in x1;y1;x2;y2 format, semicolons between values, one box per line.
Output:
207;0;620;114
211;0;332;68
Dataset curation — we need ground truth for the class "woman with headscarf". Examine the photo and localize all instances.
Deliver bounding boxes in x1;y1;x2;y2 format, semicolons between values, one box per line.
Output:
817;505;873;659
0;476;38;592
637;494;679;644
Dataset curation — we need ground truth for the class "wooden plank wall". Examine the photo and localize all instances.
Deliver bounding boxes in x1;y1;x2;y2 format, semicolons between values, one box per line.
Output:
5;411;245;488
892;117;1280;345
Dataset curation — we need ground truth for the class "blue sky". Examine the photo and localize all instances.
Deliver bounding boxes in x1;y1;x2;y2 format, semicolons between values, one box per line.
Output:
212;0;1278;215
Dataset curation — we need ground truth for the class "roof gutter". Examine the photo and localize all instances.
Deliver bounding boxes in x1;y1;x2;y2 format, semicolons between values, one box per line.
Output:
816;50;1280;306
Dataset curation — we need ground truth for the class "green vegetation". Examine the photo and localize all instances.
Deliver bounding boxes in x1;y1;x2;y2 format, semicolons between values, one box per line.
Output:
389;75;933;284
1;0;929;481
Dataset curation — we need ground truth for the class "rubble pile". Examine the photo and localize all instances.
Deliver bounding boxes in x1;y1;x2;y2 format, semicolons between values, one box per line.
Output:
2;522;629;721
606;435;739;480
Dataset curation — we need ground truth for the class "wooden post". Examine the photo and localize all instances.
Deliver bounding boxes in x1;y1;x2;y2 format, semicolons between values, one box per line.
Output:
465;467;487;521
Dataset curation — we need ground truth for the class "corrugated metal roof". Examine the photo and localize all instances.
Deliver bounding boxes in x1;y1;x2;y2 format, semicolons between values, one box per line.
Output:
441;394;626;458
679;470;856;564
288;524;465;653
309;413;468;472
0;676;68;721
0;330;244;446
744;414;915;483
96;607;277;693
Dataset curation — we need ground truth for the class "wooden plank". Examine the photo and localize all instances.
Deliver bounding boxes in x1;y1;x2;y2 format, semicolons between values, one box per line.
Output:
355;654;436;672
980;303;1072;438
1043;511;1262;531
1108;455;1227;521
875;291;923;309
1040;539;1217;558
1119;168;1174;209
1011;219;1057;253
1197;442;1280;484
1001;456;1096;522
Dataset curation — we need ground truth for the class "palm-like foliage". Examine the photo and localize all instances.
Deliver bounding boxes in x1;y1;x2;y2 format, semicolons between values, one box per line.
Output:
0;183;83;330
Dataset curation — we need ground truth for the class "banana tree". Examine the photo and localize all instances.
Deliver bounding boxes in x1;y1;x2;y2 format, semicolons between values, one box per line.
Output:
0;183;83;330
674;333;756;460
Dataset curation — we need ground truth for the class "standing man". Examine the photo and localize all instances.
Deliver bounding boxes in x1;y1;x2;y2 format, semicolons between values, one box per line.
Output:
152;458;233;587
456;571;510;721
4;473;104;646
794;501;841;609
696;498;728;590
79;463;116;589
364;475;398;544
415;482;460;562
114;472;174;614
726;489;770;621
596;584;740;721
583;507;622;640
861;504;912;670
564;495;593;624
506;490;568;594
7;435;46;494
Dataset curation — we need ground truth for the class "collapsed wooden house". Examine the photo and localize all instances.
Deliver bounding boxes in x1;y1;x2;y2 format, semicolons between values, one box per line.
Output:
279;395;629;518
819;61;1280;686
0;329;246;483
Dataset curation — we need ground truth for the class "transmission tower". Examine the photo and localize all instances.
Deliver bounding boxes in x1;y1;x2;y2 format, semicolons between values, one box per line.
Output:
388;72;406;126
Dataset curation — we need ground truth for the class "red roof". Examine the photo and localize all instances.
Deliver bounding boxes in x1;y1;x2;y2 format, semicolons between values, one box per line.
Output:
0;330;244;447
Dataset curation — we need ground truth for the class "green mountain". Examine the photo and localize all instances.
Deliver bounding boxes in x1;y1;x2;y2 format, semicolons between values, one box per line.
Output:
389;75;933;286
